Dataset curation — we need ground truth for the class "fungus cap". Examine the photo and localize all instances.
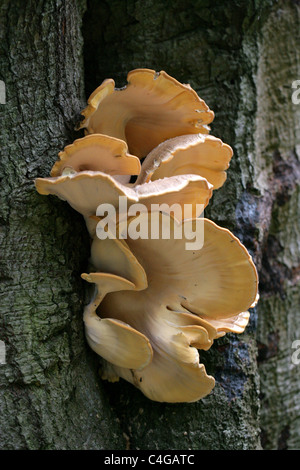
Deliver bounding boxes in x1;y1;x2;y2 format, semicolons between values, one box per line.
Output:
50;134;141;178
89;234;148;291
135;134;233;189
35;171;213;232
83;212;258;402
77;69;214;158
82;272;153;370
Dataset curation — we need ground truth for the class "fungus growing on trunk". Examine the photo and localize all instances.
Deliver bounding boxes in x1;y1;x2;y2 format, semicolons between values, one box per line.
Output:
77;69;214;158
50;134;141;185
35;171;213;238
135;134;233;190
35;68;259;403
36;134;213;235
81;272;153;370
82;212;258;403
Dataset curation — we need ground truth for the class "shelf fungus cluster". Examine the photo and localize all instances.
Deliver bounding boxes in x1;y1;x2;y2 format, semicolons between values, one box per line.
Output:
35;69;258;403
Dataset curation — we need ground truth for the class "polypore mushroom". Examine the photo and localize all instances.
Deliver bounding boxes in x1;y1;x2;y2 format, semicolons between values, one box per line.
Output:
82;272;152;370
88;232;148;290
35;167;213;236
35;66;259;404
77;69;214;158
82;211;258;403
50;133;141;185
135;134;233;190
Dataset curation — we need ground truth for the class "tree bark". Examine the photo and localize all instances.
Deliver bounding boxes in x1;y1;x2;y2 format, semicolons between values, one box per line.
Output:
254;5;300;449
0;0;299;450
0;0;124;450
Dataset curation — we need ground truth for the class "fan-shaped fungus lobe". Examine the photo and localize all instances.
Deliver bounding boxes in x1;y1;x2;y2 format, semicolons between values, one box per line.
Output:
35;68;259;403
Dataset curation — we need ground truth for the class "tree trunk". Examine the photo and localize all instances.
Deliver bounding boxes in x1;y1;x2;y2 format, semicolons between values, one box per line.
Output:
0;0;124;450
0;0;299;450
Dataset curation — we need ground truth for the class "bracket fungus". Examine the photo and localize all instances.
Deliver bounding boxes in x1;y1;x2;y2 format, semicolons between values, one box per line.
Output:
135;134;233;190
77;69;214;158
35;68;259;403
50;133;141;185
82;213;258;402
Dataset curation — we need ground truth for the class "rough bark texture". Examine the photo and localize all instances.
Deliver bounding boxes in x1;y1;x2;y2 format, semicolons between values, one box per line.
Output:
0;0;124;450
0;0;299;450
255;5;300;450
